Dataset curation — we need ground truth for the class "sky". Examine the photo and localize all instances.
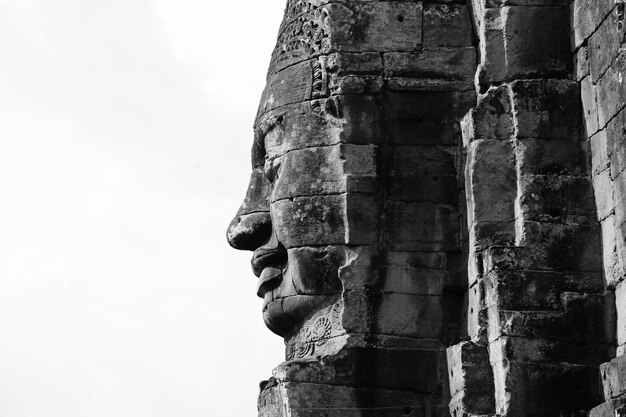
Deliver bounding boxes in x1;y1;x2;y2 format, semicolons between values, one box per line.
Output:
0;1;286;415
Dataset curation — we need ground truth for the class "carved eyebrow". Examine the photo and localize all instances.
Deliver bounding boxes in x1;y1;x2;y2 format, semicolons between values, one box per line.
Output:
251;113;285;168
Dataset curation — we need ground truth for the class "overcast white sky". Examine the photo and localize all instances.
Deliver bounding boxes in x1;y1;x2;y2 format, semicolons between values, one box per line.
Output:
0;1;286;415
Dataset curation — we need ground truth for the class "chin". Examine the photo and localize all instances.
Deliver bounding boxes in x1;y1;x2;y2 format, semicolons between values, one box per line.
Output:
262;294;338;337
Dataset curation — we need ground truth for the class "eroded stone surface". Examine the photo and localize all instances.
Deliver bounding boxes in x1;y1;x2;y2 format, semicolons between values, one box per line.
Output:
227;0;623;415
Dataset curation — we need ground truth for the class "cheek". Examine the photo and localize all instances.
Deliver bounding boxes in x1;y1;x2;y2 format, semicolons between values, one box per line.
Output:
271;196;347;248
270;193;380;249
285;246;346;295
271;147;344;201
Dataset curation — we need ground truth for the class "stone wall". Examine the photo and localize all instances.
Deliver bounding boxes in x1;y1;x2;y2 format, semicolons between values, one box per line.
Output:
573;1;626;415
229;1;626;415
448;1;618;416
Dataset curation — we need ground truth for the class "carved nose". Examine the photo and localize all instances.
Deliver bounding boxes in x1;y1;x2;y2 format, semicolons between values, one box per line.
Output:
227;167;272;251
227;212;272;251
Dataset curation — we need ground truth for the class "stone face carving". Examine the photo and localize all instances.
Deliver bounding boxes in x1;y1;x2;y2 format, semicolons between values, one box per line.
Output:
228;1;476;415
227;0;619;416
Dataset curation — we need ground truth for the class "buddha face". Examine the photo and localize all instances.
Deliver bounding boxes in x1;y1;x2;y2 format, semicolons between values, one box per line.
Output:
227;0;476;344
226;71;381;337
226;1;389;339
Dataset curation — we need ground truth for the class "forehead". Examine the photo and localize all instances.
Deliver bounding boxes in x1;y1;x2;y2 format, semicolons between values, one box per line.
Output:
253;0;424;128
252;0;477;164
255;94;381;162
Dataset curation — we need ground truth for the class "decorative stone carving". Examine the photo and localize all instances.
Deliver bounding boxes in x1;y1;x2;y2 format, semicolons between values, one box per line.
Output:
227;0;620;416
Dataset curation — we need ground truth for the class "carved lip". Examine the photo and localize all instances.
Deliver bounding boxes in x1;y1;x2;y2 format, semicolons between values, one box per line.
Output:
256;267;282;298
251;246;286;277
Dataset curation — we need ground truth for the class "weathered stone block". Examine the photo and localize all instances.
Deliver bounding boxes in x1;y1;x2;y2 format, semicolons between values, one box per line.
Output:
465;140;516;225
445;252;469;290
275;346;443;393
385;145;459;204
600;355;626;400
387;76;474;92
388;175;459;205
392;121;461;147
259;60;313;114
591;129;610;176
516;218;603;273
386;146;457;180
615;170;626;227
272;144;377;200
328;2;423;52
607;107;626;179
510;79;582;140
280;382;426;410
495;336;613;367
593;168;615;221
468;252;484;288
423;4;474;47
487;293;613;344
384;91;476;140
516;138;585;176
502;6;572;79
258;382;283;417
518;175;596;221
581;75;600;137
273;196;346;248
601;215;626;288
461;85;514;142
385;202;461;251
447;342;494;409
475;8;507;84
376;292;444;338
597;52;626;128
339;264;447;297
346;193;381;244
571;0;615;50
386;251;447;271
329;75;384;95
575;45;590;81
484;269;605;312
443;290;467;344
617;282;626;349
274;193;379;248
326;52;383;76
288;246;345;295
489;344;603;417
337;95;383;145
589;7;624;83
469;222;516;252
484;244;602;274
590;396;626;417
384;47;476;81
467;280;489;342
616;221;626;289
262;96;382;159
384;267;449;296
448;391;496;417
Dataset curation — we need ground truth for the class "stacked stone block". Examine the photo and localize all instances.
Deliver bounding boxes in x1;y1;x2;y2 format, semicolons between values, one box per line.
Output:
241;1;481;415
230;0;626;415
447;0;615;416
573;1;626;415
